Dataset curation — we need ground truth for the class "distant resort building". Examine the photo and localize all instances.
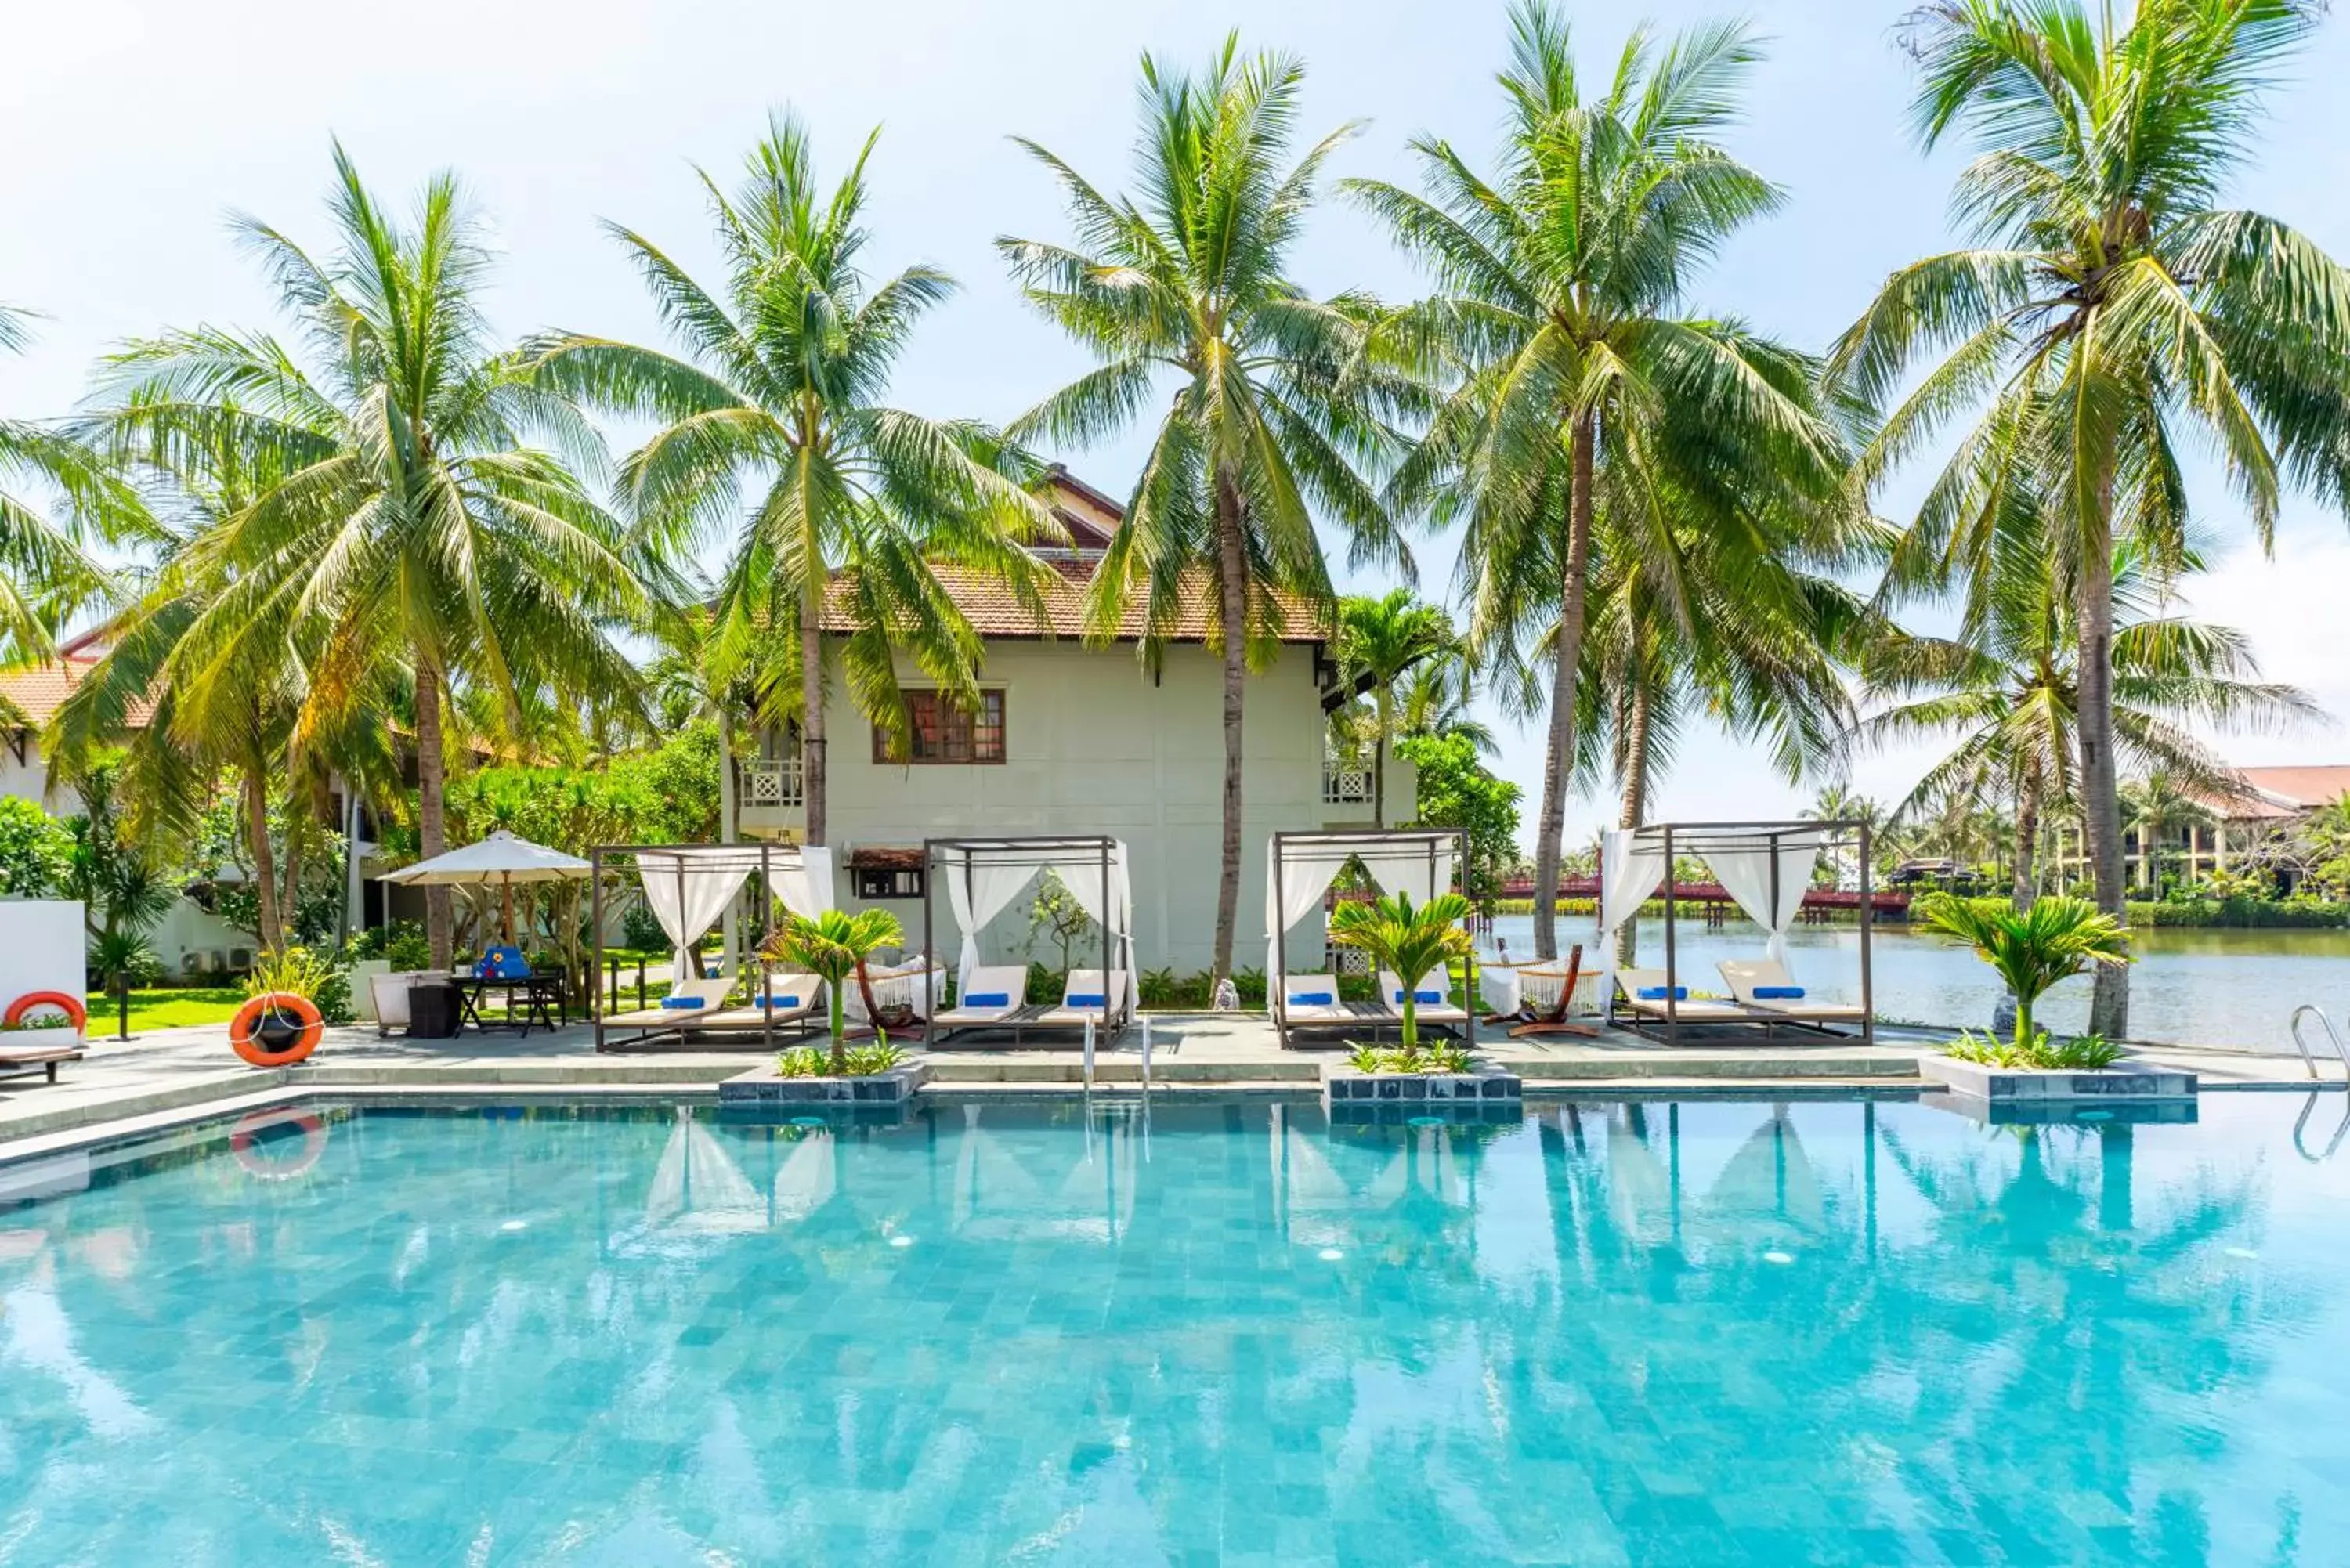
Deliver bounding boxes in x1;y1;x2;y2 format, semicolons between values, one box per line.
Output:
738;468;1415;971
2053;764;2350;891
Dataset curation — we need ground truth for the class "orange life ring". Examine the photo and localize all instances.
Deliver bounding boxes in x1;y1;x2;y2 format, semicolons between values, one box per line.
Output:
230;1109;327;1180
5;991;85;1032
230;992;324;1067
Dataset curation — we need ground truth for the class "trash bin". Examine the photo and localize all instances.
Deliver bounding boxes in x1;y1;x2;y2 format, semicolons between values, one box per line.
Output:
407;982;461;1039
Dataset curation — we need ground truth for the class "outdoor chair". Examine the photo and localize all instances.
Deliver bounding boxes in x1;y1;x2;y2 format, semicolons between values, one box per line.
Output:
1716;959;1867;1028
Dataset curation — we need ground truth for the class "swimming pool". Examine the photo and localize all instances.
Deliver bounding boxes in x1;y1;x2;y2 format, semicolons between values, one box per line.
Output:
4;1093;2348;1564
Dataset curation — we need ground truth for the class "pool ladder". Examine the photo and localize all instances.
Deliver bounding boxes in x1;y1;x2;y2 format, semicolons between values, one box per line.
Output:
2288;1005;2350;1083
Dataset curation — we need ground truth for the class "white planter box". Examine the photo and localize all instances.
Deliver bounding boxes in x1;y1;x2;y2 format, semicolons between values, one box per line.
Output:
1921;1054;2197;1102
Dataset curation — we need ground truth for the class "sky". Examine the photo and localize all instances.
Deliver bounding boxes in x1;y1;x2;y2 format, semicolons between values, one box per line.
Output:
6;0;2350;852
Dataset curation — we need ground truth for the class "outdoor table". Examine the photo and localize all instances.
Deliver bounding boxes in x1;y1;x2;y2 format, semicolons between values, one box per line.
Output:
452;972;568;1037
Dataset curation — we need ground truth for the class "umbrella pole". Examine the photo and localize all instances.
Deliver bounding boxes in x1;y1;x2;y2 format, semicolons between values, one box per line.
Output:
502;873;515;946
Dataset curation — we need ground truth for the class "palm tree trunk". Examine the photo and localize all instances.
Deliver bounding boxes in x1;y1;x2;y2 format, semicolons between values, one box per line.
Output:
414;652;453;970
2013;764;2041;912
1210;465;1248;984
243;764;286;953
801;581;827;848
2078;472;2129;1039
1372;691;1390;829
1531;411;1598;963
1616;680;1651;966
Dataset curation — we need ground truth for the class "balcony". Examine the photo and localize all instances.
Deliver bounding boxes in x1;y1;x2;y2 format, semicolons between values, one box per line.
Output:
743;756;804;809
1322;764;1375;807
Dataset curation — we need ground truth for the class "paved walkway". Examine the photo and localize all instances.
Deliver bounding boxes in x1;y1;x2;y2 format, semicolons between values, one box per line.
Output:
2;1010;2336;1162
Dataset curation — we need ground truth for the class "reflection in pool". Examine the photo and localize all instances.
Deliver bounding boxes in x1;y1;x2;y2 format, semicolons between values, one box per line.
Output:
2;1094;2347;1564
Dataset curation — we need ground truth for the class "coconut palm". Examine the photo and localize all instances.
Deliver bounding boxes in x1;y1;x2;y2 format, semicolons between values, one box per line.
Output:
1336;590;1456;827
0;305;140;659
532;114;1056;851
763;905;905;1075
1393;650;1496;757
1852;537;2312;909
1914;893;2130;1054
2120;766;2214;891
91;146;648;967
1000;38;1408;983
1326;890;1475;1053
1350;2;1848;959
1828;0;2350;1034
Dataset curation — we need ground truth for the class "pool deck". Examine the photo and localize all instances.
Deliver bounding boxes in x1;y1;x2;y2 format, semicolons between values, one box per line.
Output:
0;1010;2336;1162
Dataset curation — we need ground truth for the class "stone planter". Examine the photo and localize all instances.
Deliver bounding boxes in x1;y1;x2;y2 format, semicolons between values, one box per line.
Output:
1325;1067;1523;1128
718;1060;927;1106
1919;1053;2196;1104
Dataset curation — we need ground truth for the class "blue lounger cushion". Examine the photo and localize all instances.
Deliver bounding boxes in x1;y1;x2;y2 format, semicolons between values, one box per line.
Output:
1635;986;1689;1001
1287;992;1335;1006
660;995;706;1010
757;995;804;1009
1752;985;1806;999
1066;994;1106;1008
964;992;1010;1008
1393;989;1445;1005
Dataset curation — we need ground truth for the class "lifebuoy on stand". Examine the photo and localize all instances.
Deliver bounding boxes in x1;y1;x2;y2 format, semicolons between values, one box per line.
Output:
6;991;86;1036
230;992;324;1068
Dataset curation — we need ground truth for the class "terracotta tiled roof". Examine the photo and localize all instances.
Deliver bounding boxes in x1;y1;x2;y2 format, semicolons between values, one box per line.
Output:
822;558;1328;645
0;657;152;728
2193;764;2350;821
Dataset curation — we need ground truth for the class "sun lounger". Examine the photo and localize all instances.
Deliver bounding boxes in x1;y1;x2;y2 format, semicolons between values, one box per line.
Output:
598;976;737;1048
698;973;826;1038
1378;969;1470;1031
1610;968;1760;1028
0;1045;84;1085
1271;973;1358;1047
1030;969;1130;1029
928;965;1029;1045
1717;959;1867;1029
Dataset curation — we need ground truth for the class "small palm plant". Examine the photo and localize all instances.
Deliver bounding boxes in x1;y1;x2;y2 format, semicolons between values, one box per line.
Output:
1326;891;1475;1055
762;908;906;1075
1914;894;2131;1060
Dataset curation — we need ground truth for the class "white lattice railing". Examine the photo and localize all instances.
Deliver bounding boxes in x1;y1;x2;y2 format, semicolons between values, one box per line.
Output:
743;757;804;808
1322;765;1374;806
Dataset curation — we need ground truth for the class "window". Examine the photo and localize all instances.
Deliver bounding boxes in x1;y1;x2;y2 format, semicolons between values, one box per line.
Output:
854;865;926;901
877;690;1006;764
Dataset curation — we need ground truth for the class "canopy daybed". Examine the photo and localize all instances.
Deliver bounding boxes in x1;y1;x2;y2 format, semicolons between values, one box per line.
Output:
589;843;836;1050
1596;819;1876;1046
1265;829;1477;1050
920;836;1137;1047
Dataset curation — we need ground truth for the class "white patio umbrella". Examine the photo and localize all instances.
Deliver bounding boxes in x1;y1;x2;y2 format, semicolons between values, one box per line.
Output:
378;830;589;944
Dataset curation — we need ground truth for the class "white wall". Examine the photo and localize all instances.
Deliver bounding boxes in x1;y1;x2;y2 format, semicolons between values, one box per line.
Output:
0;899;85;1020
745;640;1346;975
0;739;81;815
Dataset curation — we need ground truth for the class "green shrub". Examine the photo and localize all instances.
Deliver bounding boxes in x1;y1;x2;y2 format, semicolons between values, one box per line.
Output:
620;901;667;952
1945;1028;2125;1071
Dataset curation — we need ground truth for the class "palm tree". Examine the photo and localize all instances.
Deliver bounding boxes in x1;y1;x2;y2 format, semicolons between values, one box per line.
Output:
1326;890;1475;1053
0;305;137;660
93;146;648;967
1351;3;1846;959
1828;0;2350;1035
764;905;905;1075
1336;590;1455;827
1914;893;2130;1054
1852;539;2312;910
1000;38;1406;982
2120;767;2214;892
532;114;1055;852
1393;650;1496;757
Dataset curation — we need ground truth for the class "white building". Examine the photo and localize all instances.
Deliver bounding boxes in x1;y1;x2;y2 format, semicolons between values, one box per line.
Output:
736;470;1414;974
0;640;258;974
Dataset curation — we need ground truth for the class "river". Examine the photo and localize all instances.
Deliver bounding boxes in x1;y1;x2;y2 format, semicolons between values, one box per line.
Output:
1478;913;2350;1053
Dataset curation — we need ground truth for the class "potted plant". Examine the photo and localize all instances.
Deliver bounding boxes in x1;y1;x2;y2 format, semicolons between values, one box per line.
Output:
1327;889;1474;1060
762;907;906;1075
1914;893;2131;1067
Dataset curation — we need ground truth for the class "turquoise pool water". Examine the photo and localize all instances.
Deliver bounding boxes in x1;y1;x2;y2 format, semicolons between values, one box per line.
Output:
5;1094;2350;1565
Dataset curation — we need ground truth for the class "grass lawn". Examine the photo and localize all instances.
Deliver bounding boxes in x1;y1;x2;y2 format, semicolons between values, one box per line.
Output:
98;987;250;1034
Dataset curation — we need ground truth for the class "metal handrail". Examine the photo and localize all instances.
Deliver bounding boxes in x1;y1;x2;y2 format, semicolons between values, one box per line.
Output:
2289;1005;2350;1082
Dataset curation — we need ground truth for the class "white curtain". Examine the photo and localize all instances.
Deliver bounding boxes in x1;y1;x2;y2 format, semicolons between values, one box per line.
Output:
639;852;754;980
1055;847;1139;1013
774;847;835;920
945;854;1039;1000
1707;838;1820;966
1597;829;1669;997
1368;841;1457;905
1264;840;1361;987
